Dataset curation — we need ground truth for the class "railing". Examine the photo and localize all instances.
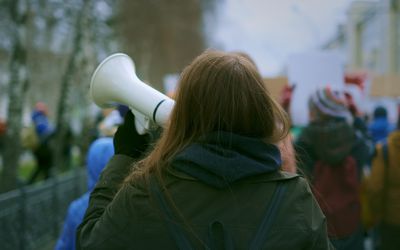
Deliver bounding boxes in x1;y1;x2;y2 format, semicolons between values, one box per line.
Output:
0;168;87;250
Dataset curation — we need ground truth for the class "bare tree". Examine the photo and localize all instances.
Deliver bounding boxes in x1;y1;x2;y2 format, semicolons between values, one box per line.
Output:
53;0;91;171
1;0;31;192
116;0;210;90
69;0;118;165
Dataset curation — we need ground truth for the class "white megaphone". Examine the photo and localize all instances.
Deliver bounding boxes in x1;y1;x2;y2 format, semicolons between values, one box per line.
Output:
90;53;175;134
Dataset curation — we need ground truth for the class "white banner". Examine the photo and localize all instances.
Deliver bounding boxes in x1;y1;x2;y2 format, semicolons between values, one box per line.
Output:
287;52;344;125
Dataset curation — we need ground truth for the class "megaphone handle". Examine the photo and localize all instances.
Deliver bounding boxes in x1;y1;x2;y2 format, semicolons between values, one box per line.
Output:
130;108;149;135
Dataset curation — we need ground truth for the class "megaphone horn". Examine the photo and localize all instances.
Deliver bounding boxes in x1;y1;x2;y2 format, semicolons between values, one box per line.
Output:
90;53;175;127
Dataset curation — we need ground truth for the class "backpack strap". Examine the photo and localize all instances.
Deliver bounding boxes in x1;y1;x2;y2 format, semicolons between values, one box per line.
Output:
249;182;287;250
382;142;389;222
150;177;194;250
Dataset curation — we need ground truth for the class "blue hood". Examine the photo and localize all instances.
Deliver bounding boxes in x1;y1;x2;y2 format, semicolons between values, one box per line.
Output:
368;118;394;143
86;137;114;190
172;131;281;188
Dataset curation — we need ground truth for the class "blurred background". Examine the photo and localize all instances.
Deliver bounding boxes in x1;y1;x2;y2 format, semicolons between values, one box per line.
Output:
0;0;399;249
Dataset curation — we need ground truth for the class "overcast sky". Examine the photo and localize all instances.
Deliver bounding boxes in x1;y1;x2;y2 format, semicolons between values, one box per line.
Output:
210;0;359;77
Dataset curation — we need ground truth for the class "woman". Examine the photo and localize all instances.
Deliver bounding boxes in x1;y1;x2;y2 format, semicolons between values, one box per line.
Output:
77;50;332;249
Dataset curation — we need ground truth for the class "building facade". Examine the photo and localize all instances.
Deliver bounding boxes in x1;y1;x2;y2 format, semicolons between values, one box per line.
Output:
324;0;400;74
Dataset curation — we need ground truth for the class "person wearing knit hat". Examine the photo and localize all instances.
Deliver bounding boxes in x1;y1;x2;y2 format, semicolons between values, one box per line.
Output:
296;85;372;250
308;86;352;123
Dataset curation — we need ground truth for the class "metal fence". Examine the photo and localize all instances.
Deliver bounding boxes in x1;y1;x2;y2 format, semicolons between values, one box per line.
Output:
0;168;87;250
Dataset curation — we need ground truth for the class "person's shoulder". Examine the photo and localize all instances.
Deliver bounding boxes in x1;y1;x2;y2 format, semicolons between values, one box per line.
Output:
101;154;136;175
276;173;311;197
293;175;312;191
120;177;150;198
269;170;300;183
264;174;322;228
276;174;314;205
278;173;309;190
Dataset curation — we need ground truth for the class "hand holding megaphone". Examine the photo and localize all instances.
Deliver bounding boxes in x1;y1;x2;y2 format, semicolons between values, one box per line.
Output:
90;53;175;134
130;109;152;135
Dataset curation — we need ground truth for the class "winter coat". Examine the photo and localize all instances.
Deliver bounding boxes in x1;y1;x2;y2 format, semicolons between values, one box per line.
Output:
295;119;372;243
31;110;54;142
295;119;371;180
366;130;400;225
55;138;114;250
77;132;333;249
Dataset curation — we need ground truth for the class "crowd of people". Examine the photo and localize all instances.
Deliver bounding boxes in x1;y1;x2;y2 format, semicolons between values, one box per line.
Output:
74;50;331;249
8;101;126;185
55;50;400;250
5;49;398;249
292;85;399;250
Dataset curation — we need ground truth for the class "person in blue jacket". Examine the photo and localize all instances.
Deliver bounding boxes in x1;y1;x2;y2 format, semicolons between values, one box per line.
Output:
28;102;55;184
368;106;394;144
55;137;114;250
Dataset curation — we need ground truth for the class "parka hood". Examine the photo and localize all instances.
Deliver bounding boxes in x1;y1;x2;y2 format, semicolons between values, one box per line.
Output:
172;131;281;188
368;117;393;143
86;137;114;190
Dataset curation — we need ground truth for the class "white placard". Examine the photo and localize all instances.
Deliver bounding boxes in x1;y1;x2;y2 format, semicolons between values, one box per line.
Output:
287;52;345;126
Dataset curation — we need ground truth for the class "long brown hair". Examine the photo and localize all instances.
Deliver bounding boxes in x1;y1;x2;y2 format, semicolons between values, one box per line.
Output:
125;50;290;184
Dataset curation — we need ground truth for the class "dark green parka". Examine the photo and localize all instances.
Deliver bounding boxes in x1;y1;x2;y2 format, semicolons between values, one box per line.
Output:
77;133;333;250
